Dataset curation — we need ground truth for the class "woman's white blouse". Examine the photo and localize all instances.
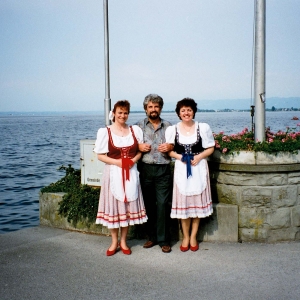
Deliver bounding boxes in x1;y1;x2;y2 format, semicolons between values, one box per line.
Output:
165;122;215;196
94;125;143;154
94;125;143;202
165;122;215;148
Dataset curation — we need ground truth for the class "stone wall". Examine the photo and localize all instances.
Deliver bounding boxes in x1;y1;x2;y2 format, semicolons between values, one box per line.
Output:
39;151;300;243
39;192;238;242
209;151;300;242
39;192;110;236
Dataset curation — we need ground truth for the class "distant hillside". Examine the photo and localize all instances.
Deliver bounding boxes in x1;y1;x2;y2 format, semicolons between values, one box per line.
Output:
155;97;300;111
1;97;298;115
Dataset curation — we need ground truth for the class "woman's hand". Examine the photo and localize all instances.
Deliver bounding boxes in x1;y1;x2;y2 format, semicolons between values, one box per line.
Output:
191;147;214;166
129;159;134;169
158;143;174;153
191;154;202;166
138;143;151;153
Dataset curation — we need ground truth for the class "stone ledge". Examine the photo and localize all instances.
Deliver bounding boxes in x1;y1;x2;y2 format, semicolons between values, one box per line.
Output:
39;192;238;242
39;192;110;236
211;150;300;165
209;161;300;173
198;203;238;242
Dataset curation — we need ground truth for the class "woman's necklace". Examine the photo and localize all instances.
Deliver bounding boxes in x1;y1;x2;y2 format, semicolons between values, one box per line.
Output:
114;124;128;136
181;122;194;135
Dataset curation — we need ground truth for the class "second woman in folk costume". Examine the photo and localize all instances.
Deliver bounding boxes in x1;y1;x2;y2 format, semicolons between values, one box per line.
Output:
94;100;147;256
165;98;215;252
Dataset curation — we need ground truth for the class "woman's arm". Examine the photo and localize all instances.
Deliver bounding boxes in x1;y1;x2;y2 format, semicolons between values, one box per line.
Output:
168;150;181;161
97;154;122;168
131;151;142;164
191;146;214;166
97;151;141;168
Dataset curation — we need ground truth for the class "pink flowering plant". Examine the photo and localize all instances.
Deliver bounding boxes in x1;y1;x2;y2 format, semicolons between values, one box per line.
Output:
213;124;300;155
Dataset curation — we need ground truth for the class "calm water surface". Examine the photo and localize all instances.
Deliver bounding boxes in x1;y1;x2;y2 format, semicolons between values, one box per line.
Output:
1;111;299;233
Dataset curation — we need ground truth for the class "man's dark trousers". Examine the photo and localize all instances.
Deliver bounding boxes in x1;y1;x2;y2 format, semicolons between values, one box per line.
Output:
139;163;172;246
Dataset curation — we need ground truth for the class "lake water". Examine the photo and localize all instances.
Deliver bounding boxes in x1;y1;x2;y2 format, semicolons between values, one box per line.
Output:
1;111;299;234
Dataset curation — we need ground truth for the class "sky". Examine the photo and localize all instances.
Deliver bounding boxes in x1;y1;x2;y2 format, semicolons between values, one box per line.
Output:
0;0;299;112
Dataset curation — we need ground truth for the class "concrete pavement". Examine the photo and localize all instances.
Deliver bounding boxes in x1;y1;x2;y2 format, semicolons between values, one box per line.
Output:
1;226;300;300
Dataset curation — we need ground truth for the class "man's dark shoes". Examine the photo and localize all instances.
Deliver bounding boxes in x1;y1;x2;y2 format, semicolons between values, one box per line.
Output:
161;245;171;253
143;240;156;248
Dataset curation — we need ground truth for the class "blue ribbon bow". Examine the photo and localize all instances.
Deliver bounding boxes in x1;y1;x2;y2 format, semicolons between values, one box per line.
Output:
181;153;194;178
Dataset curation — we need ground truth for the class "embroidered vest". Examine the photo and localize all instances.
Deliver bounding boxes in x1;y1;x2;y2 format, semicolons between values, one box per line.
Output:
173;125;204;154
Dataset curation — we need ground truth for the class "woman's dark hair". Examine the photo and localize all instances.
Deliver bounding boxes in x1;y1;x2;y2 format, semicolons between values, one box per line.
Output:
112;100;130;122
175;98;197;119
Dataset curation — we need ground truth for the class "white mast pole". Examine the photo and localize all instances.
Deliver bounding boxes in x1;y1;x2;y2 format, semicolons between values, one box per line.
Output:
103;0;111;126
254;0;266;142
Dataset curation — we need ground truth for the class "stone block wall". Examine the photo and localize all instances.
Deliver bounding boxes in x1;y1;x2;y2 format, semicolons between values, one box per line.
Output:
209;151;300;242
39;192;238;242
39;192;110;236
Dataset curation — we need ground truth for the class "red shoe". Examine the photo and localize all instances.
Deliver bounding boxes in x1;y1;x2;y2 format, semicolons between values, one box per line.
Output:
106;248;117;256
120;245;131;255
180;244;189;252
190;243;199;252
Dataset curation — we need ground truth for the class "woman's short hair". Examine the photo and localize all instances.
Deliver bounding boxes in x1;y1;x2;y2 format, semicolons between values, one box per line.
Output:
112;100;130;122
175;98;197;119
143;94;164;110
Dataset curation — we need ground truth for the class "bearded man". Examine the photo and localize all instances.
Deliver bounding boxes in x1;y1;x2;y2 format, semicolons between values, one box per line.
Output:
136;94;173;253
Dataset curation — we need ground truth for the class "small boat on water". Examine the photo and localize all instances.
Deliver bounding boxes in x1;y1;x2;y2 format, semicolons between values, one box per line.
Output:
292;116;299;120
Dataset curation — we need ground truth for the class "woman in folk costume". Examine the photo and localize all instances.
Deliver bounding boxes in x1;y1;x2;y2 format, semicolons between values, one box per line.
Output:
165;98;215;252
94;100;147;256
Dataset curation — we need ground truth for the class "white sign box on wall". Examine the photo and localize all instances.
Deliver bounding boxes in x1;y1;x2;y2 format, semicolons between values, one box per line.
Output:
80;139;105;187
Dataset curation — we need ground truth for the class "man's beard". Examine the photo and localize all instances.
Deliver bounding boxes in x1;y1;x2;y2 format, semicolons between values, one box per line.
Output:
148;111;160;120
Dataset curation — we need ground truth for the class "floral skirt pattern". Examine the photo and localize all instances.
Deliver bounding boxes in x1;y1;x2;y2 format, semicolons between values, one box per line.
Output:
96;164;148;229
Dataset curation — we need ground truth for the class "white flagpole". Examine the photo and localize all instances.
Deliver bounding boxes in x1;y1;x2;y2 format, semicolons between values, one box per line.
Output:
103;0;111;126
254;0;266;142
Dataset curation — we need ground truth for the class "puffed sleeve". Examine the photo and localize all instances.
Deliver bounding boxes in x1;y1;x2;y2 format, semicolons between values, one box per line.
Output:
94;127;109;154
165;125;176;144
199;123;215;148
132;125;143;143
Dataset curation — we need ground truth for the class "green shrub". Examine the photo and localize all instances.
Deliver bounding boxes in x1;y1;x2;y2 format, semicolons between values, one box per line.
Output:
41;165;100;227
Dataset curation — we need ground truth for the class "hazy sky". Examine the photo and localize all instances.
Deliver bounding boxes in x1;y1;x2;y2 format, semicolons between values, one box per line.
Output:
0;0;299;112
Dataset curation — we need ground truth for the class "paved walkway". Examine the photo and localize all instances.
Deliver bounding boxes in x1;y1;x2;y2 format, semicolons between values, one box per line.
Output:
1;226;300;300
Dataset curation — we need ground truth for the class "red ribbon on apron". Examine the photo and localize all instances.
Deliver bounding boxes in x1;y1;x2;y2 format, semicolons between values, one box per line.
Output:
121;158;134;202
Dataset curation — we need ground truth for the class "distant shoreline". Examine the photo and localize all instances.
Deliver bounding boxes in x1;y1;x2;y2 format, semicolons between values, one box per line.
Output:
1;107;300;116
